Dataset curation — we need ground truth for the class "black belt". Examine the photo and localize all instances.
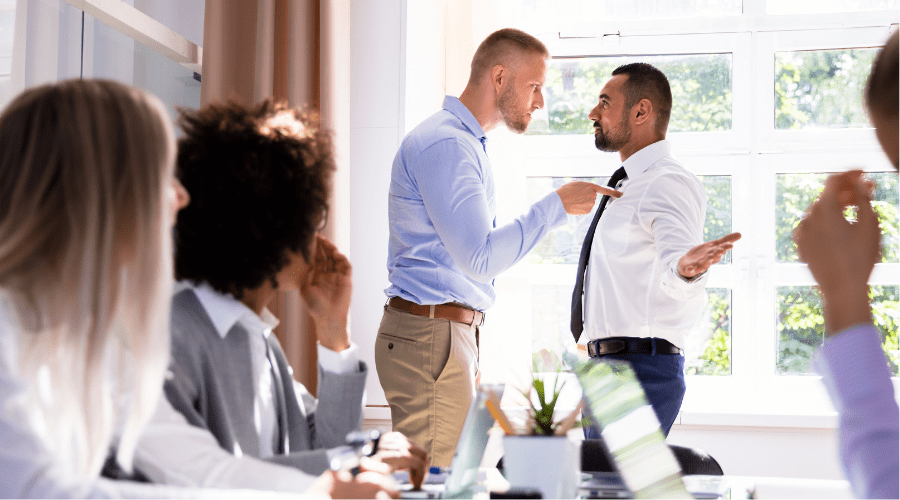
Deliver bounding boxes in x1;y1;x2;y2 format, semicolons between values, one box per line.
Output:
587;337;682;357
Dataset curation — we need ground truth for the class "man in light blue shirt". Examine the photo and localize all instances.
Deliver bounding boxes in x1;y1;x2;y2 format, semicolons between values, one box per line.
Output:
375;28;620;466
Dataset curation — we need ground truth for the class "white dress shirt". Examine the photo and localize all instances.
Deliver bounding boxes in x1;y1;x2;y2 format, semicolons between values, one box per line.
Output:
583;140;708;348
0;293;316;498
190;282;361;457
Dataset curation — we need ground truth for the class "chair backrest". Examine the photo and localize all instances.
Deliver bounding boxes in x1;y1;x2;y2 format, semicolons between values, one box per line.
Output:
668;444;724;476
581;440;724;476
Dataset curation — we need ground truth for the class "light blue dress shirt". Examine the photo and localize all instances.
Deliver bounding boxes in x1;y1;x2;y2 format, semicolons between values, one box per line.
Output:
386;96;566;311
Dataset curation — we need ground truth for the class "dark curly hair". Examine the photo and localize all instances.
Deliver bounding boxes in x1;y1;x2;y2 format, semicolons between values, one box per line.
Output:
174;100;334;299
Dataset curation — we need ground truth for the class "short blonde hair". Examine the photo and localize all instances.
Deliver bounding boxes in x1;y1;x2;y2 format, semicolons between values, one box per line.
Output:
0;80;175;479
468;28;549;85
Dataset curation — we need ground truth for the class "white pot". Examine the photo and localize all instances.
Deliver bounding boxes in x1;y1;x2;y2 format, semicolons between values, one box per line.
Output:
502;434;580;499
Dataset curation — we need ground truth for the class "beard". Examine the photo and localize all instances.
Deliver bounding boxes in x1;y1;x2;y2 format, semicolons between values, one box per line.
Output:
593;113;631;152
499;85;530;134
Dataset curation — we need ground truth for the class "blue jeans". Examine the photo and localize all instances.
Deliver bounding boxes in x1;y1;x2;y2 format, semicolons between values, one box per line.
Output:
582;351;685;439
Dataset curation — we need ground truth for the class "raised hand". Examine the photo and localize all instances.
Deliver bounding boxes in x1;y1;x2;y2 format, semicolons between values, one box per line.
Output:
300;234;353;352
556;181;623;215
793;170;879;334
677;232;742;279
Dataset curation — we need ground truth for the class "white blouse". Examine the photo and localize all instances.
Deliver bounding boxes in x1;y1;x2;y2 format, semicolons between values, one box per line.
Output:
0;297;312;499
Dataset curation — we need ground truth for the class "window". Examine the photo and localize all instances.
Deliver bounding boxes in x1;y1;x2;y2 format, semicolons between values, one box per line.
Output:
479;4;899;414
9;0;202;121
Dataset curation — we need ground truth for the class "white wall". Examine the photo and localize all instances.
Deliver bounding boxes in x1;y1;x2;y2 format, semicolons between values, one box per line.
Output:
669;420;844;479
349;0;404;409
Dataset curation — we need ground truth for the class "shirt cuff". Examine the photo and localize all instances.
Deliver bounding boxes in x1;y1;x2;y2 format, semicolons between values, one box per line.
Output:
317;342;360;375
659;260;709;299
543;191;568;228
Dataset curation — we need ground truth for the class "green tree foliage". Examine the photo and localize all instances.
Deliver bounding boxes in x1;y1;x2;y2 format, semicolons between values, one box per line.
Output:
777;286;899;376
775;49;877;130
685;289;732;376
776;173;898;264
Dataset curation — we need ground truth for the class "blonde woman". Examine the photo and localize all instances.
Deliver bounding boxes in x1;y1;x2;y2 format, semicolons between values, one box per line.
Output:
0;80;397;499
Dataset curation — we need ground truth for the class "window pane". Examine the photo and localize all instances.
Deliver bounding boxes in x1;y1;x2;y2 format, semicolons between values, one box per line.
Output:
775;172;899;263
529;54;732;135
767;0;898;14
527;175;733;264
776;285;900;375
532;285;573;372
133;0;204;46
700;176;733;265
527;176;604;265
774;48;878;130
88;12;202;124
685;288;732;375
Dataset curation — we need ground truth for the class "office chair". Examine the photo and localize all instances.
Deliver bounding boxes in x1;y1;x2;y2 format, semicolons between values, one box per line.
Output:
580;439;724;476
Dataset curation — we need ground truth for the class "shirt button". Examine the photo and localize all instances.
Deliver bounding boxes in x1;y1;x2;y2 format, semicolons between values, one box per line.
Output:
388;343;394;350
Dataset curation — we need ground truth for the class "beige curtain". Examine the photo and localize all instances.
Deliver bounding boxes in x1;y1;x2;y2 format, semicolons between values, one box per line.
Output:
200;0;342;395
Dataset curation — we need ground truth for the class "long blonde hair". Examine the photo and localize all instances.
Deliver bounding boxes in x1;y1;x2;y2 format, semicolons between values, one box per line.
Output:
0;80;174;479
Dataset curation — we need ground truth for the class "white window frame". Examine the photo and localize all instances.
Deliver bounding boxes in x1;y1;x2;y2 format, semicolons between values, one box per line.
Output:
485;11;899;417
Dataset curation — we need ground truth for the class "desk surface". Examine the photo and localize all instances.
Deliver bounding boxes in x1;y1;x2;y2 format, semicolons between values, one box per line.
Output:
729;475;853;499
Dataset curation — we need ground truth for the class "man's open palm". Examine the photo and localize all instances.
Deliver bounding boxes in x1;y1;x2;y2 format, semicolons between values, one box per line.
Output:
678;232;742;278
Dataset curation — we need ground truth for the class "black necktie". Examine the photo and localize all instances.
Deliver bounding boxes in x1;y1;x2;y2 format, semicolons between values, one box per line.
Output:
570;166;627;342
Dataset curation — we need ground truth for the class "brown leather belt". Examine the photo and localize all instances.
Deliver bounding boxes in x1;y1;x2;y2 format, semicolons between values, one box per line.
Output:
388;297;484;326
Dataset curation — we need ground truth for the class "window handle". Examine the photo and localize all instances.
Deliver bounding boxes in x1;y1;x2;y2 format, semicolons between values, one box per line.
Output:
757;260;771;282
740;259;750;281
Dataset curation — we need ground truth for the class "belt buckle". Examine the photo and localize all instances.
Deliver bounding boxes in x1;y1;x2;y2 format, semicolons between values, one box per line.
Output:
596;339;626;356
469;310;484;327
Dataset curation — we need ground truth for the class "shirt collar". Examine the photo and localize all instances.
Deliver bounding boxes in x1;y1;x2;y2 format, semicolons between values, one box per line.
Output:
188;281;280;339
443;96;487;144
622;139;671;179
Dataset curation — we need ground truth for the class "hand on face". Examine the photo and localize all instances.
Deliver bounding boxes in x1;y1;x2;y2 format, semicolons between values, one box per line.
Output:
299;234;353;352
793;170;880;332
677;232;742;278
371;432;429;490
555;181;623;215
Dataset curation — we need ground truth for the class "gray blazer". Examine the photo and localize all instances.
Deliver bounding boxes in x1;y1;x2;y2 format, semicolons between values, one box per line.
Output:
163;289;367;475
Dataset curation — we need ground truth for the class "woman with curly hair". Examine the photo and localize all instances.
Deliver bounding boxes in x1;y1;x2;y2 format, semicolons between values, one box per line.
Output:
133;100;425;489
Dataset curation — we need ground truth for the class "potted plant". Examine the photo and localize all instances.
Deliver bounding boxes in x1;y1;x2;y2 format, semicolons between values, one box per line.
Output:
496;372;583;499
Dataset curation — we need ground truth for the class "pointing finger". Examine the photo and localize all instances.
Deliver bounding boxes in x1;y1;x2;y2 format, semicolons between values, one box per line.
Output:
597;186;623;198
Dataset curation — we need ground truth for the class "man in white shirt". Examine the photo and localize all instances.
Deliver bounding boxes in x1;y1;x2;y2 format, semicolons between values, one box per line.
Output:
571;63;741;436
134;100;426;493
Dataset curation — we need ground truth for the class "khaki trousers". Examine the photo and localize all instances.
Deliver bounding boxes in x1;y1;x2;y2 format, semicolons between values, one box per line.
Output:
375;304;480;467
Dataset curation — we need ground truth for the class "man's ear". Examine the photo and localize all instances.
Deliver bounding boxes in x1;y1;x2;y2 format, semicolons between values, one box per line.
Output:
490;64;508;95
633;99;653;126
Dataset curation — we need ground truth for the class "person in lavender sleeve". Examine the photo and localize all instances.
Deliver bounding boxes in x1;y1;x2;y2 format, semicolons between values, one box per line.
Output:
793;30;899;499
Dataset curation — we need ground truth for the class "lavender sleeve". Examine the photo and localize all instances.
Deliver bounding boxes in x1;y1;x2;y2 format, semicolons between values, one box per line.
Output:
814;324;899;499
